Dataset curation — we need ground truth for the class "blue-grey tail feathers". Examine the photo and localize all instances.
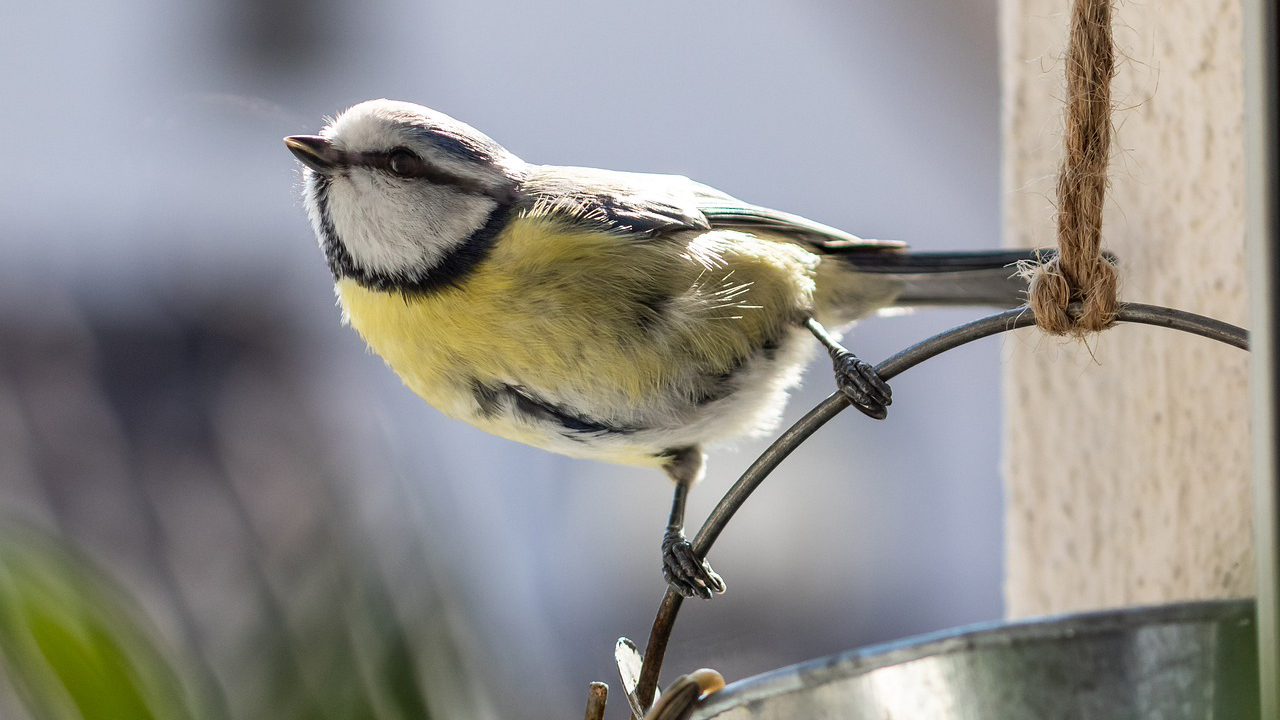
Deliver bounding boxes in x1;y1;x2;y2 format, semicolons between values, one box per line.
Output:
841;248;1113;309
843;249;1056;274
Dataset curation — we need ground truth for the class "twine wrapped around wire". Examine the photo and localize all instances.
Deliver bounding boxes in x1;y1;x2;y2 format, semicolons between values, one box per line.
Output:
1026;0;1119;335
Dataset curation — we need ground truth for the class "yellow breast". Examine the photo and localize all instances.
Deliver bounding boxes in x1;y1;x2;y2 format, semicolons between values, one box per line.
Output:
335;217;819;451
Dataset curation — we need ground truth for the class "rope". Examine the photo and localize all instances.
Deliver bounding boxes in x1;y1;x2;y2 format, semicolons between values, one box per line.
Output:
1026;0;1119;335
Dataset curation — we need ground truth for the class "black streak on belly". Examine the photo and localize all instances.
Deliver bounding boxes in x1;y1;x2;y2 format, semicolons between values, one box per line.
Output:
469;379;644;438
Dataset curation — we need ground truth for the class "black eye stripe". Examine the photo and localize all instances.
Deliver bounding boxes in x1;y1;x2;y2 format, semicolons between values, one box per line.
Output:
335;148;506;199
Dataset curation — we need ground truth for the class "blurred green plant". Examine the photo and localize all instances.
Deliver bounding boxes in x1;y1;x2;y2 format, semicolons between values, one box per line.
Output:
0;520;206;720
0;517;452;720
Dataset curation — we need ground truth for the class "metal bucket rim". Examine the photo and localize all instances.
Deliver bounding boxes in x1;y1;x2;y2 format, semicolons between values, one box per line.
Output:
694;598;1255;717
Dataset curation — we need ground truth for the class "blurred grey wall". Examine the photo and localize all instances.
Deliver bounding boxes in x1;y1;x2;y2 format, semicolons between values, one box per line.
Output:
1;1;1003;718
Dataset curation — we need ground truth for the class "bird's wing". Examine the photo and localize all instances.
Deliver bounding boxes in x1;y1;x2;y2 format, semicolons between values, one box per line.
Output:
519;166;904;251
686;180;905;251
517;166;712;237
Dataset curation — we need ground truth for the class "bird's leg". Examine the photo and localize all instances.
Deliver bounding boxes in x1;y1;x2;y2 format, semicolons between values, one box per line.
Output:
658;446;725;599
805;317;892;419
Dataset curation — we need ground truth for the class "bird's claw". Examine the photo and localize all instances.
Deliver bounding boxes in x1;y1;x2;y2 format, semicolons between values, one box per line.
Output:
834;351;892;419
662;528;726;599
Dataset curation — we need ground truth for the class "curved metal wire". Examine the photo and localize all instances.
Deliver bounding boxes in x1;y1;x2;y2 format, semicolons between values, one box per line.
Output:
631;302;1249;713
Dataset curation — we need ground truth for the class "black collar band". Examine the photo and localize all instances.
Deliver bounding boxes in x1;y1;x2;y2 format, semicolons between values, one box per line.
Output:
311;173;512;295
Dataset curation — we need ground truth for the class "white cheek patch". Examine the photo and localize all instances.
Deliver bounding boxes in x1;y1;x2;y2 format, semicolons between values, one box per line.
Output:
327;173;498;279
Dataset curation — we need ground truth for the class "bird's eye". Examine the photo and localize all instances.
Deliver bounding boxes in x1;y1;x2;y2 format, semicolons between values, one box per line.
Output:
386;148;421;177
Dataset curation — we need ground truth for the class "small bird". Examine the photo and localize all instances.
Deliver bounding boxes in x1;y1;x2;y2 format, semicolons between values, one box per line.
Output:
286;99;1042;599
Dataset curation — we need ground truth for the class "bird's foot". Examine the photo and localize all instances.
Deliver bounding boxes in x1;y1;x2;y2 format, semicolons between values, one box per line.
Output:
833;349;892;419
662;527;725;599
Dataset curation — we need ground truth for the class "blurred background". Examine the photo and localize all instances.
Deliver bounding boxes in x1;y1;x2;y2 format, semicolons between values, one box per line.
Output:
0;0;1005;718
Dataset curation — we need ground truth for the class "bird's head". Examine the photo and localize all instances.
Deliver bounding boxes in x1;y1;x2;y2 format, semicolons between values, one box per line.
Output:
285;99;526;292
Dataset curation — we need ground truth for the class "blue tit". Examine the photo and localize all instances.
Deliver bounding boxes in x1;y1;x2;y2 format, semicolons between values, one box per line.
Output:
285;99;1043;599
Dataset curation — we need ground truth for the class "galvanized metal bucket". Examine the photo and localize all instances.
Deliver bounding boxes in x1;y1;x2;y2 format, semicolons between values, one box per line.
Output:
690;600;1258;719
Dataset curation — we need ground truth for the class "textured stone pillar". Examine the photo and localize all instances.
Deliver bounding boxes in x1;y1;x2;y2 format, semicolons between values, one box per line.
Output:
1001;0;1253;616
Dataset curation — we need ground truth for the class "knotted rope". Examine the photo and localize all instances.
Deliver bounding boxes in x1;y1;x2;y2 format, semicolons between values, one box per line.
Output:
1026;0;1119;335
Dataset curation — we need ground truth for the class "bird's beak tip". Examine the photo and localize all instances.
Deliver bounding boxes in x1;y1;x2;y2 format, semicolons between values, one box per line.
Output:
284;135;336;174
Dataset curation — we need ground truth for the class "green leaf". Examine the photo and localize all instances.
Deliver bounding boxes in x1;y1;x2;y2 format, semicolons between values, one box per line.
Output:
0;521;205;720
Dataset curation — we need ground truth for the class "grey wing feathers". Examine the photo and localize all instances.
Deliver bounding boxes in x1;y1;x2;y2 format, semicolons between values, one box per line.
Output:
686;180;905;251
518;166;711;237
518;166;902;251
698;204;905;250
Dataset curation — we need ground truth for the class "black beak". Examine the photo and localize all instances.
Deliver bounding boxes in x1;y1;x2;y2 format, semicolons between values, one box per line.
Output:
284;135;339;174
